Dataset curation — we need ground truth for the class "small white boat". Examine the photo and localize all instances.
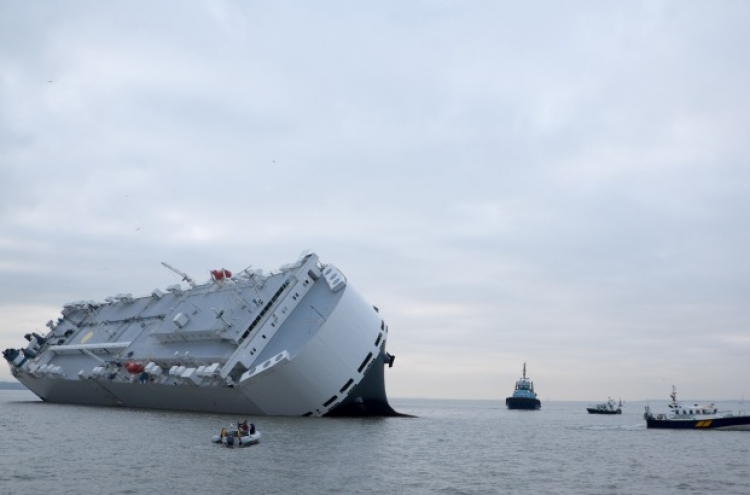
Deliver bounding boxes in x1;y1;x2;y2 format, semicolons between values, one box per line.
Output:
212;422;261;447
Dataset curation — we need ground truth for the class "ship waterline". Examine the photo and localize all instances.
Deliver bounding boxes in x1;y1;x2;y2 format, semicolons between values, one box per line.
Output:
4;253;400;417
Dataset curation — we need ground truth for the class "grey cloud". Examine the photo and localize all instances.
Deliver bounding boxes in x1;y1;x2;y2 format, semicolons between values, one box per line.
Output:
1;1;749;400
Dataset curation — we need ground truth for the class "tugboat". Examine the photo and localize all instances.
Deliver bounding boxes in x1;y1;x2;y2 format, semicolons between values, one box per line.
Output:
644;386;750;430
587;398;623;415
505;362;541;410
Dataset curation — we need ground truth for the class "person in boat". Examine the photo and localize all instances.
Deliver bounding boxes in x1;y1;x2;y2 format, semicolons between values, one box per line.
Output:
249;423;256;435
241;420;249;432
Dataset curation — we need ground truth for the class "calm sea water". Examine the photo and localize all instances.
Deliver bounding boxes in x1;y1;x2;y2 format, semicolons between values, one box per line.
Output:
1;390;748;495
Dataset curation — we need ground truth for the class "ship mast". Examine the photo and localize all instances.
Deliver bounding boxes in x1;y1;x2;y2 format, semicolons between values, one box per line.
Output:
161;262;197;288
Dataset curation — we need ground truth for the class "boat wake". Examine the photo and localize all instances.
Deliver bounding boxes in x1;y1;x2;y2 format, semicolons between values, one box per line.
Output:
567;423;645;432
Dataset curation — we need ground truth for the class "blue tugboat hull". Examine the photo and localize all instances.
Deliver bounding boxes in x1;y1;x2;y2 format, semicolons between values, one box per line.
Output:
506;397;541;410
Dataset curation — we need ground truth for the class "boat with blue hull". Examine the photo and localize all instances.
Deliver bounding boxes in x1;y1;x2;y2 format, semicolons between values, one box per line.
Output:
505;362;541;410
644;386;750;430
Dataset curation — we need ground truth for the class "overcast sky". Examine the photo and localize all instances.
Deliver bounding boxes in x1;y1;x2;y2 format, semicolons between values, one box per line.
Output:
2;1;749;401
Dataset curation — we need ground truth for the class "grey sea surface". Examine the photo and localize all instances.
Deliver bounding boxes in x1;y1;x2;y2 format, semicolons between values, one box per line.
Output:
1;390;748;495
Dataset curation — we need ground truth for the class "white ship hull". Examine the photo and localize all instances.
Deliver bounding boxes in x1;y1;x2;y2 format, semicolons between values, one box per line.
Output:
5;253;399;417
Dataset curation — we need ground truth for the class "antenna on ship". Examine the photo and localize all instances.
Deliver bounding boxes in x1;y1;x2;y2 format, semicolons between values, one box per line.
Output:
161;262;197;288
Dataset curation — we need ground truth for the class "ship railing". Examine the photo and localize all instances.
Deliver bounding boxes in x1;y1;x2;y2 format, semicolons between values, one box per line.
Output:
219;256;322;380
49;342;132;356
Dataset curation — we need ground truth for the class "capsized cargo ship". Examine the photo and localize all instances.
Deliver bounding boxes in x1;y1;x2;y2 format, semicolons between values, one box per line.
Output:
3;252;401;417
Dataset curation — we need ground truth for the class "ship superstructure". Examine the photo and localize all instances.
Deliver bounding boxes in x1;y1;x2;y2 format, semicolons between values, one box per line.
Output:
3;252;399;417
